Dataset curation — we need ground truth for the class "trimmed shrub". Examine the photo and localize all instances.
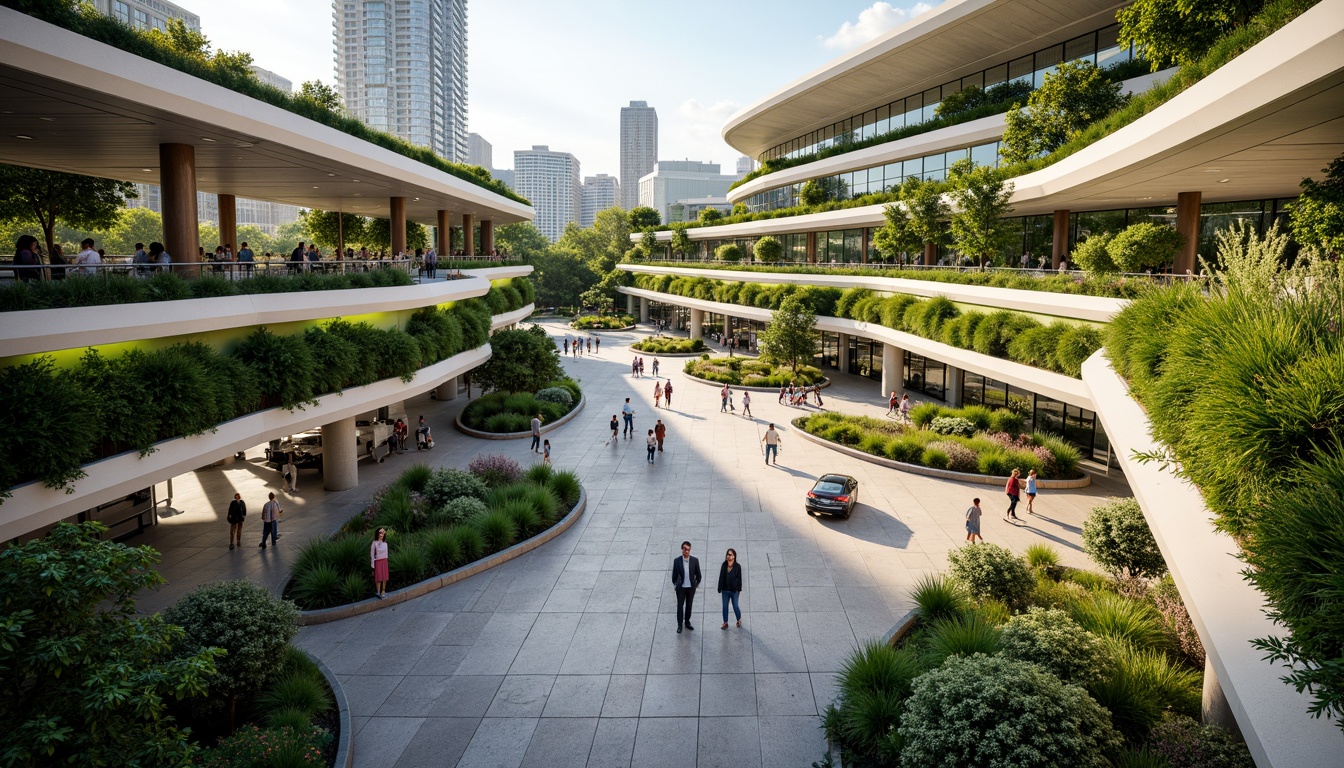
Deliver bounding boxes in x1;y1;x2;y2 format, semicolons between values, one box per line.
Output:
987;408;1025;434
946;542;1035;609
999;607;1110;686
469;454;523;487
972;310;1041;358
535;387;574;406
885;436;925;464
929;416;976;437
423;468;488;507
910;402;943;428
436;496;488;526
1148;716;1254;768
1055;324;1104;377
920;446;950;469
1008;322;1068;370
898;655;1123;768
932;441;978;473
236;327;316;410
1083;498;1168;579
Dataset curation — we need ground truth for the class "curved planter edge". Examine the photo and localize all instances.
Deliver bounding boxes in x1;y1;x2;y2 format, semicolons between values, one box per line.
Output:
793;427;1091;488
682;370;832;392
454;393;586;440
297;488;587;625
627;347;711;357
301;650;354;768
827;608;921;768
569;323;638;331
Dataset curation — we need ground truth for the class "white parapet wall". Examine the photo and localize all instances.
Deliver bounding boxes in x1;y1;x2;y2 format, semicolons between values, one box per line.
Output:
1081;351;1344;767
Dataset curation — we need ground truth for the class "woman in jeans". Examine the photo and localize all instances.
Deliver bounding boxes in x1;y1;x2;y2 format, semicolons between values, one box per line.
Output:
718;548;744;629
1004;468;1022;522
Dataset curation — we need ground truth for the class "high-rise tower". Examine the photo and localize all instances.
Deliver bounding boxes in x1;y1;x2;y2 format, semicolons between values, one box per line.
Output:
335;0;469;163
514;146;581;242
619;101;657;210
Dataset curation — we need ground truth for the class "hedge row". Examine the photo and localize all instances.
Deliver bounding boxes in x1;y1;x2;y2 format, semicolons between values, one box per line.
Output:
632;275;1103;377
0;268;414;312
630;337;705;354
571;314;635;329
684;357;825;388
0;278;534;501
460;378;582;433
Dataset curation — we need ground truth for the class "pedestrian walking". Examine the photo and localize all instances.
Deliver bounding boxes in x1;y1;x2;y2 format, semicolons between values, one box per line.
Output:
718;548;743;629
587;337;592;354
639;357;645;376
609;415;619;443
887;391;899;417
258;492;280;549
652;358;660;377
813;384;824;407
632;357;639;378
530;412;543;453
646;429;657;462
543;439;552;466
595;336;600;353
654;381;663;408
564;338;569;355
284;452;298;493
622;398;635;438
721;385;731;413
763;424;782;465
226;492;246;550
741;391;752;417
655;419;666;452
966;498;984;543
778;384;787;404
1025;469;1038;514
671;541;701;633
663;381;673;408
899;394;911;423
370;527;389;598
1004;468;1022;522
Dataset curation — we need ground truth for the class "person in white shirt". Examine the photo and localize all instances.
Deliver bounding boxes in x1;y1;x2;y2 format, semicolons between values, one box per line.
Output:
74;238;101;276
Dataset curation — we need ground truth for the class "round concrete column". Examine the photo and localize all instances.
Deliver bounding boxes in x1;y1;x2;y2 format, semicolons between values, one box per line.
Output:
723;315;732;340
323;417;359;492
626;294;637;315
880;342;903;399
436;376;459;401
838;333;851;374
159;143;199;275
689;308;704;340
945;365;964;407
639;297;650;324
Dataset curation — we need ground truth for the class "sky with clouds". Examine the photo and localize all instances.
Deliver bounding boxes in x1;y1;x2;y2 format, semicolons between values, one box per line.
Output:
191;1;939;177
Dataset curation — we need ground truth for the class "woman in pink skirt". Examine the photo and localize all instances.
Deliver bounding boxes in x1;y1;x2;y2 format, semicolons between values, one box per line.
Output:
370;527;390;599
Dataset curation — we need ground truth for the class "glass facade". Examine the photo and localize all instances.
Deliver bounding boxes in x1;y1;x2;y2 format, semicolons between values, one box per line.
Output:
1065;198;1299;267
816;331;841;369
848;337;884;381
903;352;947;401
962;372;1109;460
761;24;1134;163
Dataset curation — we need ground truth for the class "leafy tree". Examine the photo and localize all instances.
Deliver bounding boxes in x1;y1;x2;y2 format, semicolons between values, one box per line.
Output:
1119;0;1265;71
698;207;724;224
754;235;783;264
363;217;429;253
0;164;137;257
472;325;563;394
300;209;367;250
495;222;549;261
1290;155;1344;257
105;207;164;255
234;224;272;254
530;249;595;308
875;176;949;263
639;229;660;259
715;243;743;263
731;202;750;216
197;222;220;253
296;80;342;113
1083;497;1169;579
947;159;1014;266
799;176;849;207
759;294;817;371
1107;223;1184;272
272;219;306;256
0;523;221;767
147;17;253;81
669;224;693;258
628;206;661;229
1071;232;1119;273
1001;61;1126;164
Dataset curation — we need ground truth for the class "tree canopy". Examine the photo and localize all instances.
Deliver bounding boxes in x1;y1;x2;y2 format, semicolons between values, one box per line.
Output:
494;222;550;261
1000;61;1126;165
874;176;949;261
300;209;366;250
698;207;724;224
669;224;693;258
1118;0;1264;71
296;80;342;113
1290;155;1344;257
1107;222;1184;272
754;235;783;264
0;164;137;256
759;294;818;371
800;176;849;207
472;325;563;394
947;159;1015;264
629;206;661;229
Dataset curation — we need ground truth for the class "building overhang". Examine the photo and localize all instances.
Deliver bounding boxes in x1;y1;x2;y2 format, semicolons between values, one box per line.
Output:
0;7;532;226
723;0;1130;158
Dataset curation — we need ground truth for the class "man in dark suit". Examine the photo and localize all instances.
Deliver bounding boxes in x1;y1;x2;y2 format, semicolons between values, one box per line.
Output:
671;540;701;633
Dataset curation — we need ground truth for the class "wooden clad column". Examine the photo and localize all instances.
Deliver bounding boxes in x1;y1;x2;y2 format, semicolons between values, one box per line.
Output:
437;210;451;255
923;241;936;266
861;228;869;263
806;231;817;264
159;143;199;275
390;197;407;256
217;194;237;256
1175;191;1201;275
481;219;494;256
462;214;475;256
1052;209;1070;269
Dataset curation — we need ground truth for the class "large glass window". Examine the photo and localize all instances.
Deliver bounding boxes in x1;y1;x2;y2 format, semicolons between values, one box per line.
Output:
903;352;946;400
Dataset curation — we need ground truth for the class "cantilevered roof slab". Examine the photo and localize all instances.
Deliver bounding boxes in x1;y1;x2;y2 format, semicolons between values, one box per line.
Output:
0;7;531;227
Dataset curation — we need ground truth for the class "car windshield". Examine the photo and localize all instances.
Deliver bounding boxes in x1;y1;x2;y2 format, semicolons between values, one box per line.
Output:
813;481;845;494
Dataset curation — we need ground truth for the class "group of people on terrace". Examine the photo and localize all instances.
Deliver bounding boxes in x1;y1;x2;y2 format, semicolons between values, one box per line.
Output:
12;235;171;281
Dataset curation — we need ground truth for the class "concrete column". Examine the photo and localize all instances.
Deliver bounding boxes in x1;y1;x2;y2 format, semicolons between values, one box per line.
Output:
945;365;964;407
880;342;903;399
1175;191;1202;275
806;231;817;264
837;333;851;373
689;308;704;340
723;315;732;340
462;214;475;256
322;417;359;492
217;194;236;257
435;376;459;401
437;210;451;256
626;294;637;315
390;196;407;256
639;297;650;324
861;228;870;263
1202;658;1244;740
923;241;936;266
159;143;199;274
481;219;494;256
1052;209;1070;269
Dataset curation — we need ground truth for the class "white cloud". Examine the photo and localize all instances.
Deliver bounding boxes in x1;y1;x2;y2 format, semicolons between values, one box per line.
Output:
665;99;741;167
822;2;934;50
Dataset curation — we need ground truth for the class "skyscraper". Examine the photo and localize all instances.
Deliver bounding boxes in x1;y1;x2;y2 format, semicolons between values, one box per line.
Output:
736;156;756;176
335;0;469;163
91;0;198;32
581;174;621;228
467;132;492;169
514;146;581;242
619;101;657;210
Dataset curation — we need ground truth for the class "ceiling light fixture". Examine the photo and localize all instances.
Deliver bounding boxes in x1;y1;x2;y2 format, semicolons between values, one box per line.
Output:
328;173;336;177
14;135;33;140
1218;178;1231;183
312;186;319;189
141;168;153;172
38;117;54;122
1204;168;1223;172
201;137;216;142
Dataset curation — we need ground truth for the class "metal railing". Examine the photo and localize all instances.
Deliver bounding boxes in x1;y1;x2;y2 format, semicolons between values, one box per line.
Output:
0;257;456;283
639;258;1204;282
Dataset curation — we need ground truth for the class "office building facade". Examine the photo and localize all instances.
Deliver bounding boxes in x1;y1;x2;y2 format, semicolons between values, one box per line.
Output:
619;100;657;210
93;0;198;32
467;132;492;169
581;174;621;228
637;161;740;225
515;146;581;242
335;0;469;163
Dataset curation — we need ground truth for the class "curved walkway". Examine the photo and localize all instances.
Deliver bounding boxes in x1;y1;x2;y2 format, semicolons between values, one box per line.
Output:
134;320;1130;767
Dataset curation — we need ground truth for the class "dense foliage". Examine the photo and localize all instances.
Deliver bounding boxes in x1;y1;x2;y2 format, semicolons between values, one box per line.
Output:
0;280;530;501
460;378;581;433
1083;498;1169;579
570;314;635;329
946;543;1037;609
797;410;1083;480
684;357;825;388
472;324;562;395
630;337;706;354
0;523;221;767
1001;61;1127;164
758;294;818;371
1104;222;1344;726
288;462;582;609
1289;154;1344;256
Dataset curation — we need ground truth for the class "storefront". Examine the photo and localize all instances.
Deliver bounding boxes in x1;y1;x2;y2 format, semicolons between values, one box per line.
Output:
903;351;947;401
815;331;841;369
961;371;1110;460
847;336;883;381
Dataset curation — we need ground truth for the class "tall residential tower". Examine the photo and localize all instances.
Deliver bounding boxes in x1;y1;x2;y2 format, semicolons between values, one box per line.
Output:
581;174;621;228
515;146;581;242
619;101;657;210
335;0;469;163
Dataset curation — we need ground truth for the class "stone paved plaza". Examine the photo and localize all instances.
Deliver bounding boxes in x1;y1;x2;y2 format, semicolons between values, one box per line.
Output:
134;321;1131;767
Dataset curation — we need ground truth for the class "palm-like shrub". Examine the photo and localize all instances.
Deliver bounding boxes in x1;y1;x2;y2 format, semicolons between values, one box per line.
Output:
999;607;1109;686
1024;543;1061;572
946;542;1035;609
339;573;368;605
832;642;927;762
898;655;1123;768
524;462;554;485
1071;592;1170;652
256;669;332;721
396;463;434;494
911;573;966;623
423;527;463;572
498;499;542;535
290;563;342;609
522;485;563;523
1083;498;1168;579
473;509;519;550
548;470;582;507
910;403;942;428
387;542;428;589
449;524;486;563
921;612;1002;666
